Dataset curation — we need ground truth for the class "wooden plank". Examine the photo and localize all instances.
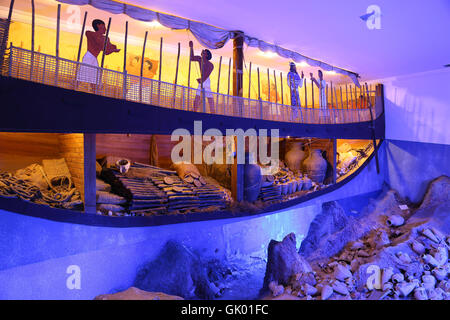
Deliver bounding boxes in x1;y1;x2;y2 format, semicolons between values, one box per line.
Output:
83;133;96;213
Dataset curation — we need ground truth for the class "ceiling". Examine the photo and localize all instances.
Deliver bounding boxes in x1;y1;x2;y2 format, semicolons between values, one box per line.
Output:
124;0;450;81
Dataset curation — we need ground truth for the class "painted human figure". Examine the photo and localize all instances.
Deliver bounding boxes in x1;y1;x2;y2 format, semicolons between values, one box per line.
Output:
310;70;327;108
189;40;215;113
287;62;304;120
77;19;120;92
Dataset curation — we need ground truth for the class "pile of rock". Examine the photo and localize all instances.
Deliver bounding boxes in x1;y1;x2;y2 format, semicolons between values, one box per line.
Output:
263;176;450;300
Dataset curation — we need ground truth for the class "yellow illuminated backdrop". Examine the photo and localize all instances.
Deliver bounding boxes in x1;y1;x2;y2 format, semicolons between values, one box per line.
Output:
1;0;350;106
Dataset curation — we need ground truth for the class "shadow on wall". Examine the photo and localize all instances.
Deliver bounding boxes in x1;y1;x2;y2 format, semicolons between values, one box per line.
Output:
385;139;450;203
381;68;450;145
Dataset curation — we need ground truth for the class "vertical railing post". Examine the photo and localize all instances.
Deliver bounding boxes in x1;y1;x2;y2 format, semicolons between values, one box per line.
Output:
30;0;35;81
42;54;46;83
216;55;222;112
257;67;262;119
202;88;206;113
172;42;180;108
333;139;337;184
157;37;163;106
181;86;185;111
122;71;127;100
139;30;148;104
304;78;308;123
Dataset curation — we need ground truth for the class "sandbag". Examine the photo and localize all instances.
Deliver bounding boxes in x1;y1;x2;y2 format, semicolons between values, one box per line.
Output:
15;164;49;190
172;162;201;179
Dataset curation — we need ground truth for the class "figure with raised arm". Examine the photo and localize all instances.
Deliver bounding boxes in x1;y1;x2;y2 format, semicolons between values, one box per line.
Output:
189;40;215;113
77;19;120;92
287;62;304;120
310;70;327;108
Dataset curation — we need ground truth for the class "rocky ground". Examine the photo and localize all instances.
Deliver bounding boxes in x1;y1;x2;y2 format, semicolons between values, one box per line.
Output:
94;175;449;300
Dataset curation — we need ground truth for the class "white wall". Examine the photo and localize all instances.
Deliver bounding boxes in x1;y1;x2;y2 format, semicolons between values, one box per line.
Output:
376;68;450;145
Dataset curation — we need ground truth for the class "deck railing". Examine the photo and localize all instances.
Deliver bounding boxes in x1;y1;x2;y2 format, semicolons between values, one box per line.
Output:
5;46;382;124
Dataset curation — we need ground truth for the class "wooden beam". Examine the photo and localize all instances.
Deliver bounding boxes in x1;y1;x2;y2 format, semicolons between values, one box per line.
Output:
123;21;128;73
216;55;222;108
232;32;244;97
247;61;252;99
100;17;112;69
227;57;231;109
139;30;148;103
187;42;192;110
365;82;380;174
257;67;262;119
174;42;180;85
172;42;180;107
345;84;349;109
122;21;128;99
76;12;87;63
280;72;284;105
55;4;61;86
157;37;163;105
333;138;337;184
83;133;96;214
30;0;35;81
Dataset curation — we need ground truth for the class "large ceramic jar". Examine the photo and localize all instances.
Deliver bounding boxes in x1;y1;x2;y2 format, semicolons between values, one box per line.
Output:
284;141;306;174
243;152;262;202
303;149;327;184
